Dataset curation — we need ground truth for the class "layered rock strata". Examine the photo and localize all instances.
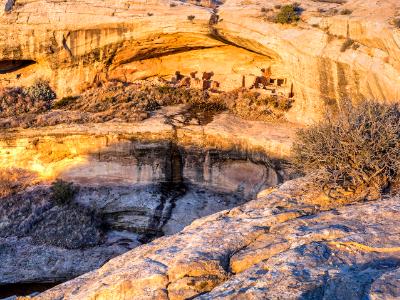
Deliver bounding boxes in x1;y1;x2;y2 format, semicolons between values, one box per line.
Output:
36;176;400;300
1;0;400;124
0;109;294;288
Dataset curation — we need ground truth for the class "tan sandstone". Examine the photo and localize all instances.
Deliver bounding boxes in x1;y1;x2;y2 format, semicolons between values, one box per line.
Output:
1;0;400;124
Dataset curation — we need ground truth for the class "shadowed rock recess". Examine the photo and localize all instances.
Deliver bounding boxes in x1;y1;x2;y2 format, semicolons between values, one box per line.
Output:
1;0;400;299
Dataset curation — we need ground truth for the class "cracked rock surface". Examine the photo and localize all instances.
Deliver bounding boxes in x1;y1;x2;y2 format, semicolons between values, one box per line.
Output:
36;177;400;299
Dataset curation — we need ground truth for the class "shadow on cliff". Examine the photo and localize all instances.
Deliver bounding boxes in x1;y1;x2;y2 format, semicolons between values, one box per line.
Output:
300;257;400;300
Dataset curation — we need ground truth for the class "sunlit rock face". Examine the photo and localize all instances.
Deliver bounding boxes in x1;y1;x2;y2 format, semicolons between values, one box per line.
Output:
1;0;400;124
1;0;400;298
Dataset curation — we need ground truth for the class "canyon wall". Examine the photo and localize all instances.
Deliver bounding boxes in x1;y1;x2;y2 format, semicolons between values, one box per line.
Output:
0;109;293;288
0;109;293;184
1;0;400;124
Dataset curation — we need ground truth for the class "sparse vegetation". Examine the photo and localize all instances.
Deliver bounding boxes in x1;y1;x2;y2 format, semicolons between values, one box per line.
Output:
187;15;195;21
274;4;301;24
0;168;37;198
213;88;293;121
312;0;346;3
330;8;339;15
0;79;295;129
292;101;400;199
25;79;56;102
50;179;77;206
340;9;352;15
0;80;56;118
394;18;400;28
340;38;354;52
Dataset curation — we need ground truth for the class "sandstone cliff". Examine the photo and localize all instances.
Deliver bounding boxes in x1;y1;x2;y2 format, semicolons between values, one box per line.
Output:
0;108;294;288
1;0;400;298
1;0;400;124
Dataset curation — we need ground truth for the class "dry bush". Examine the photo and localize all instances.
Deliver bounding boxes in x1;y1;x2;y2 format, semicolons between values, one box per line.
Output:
312;0;346;3
340;8;352;15
394;18;400;28
25;79;56;102
0;81;294;129
50;179;77;206
292;101;400;199
340;38;354;52
214;88;293;121
0;80;55;119
0;168;38;198
0;87;50;117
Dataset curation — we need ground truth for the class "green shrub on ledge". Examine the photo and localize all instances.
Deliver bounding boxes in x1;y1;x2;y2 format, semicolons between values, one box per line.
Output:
275;4;301;24
25;79;56;102
51;179;77;206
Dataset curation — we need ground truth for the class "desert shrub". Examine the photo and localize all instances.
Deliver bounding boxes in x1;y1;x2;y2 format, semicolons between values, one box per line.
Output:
0;85;52;118
340;9;352;15
275;4;301;24
150;85;208;106
187;15;195;21
30;205;103;249
50;179;77;206
312;0;346;3
340;38;354;52
25;79;56;102
394;18;400;28
292;101;400;198
214;88;293;120
0;168;37;198
330;8;339;15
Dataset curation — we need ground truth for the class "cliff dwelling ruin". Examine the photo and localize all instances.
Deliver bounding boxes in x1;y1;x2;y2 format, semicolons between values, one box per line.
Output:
2;0;400;298
169;68;294;100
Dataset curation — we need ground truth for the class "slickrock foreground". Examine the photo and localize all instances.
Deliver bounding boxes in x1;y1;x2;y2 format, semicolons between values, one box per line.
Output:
36;177;400;299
